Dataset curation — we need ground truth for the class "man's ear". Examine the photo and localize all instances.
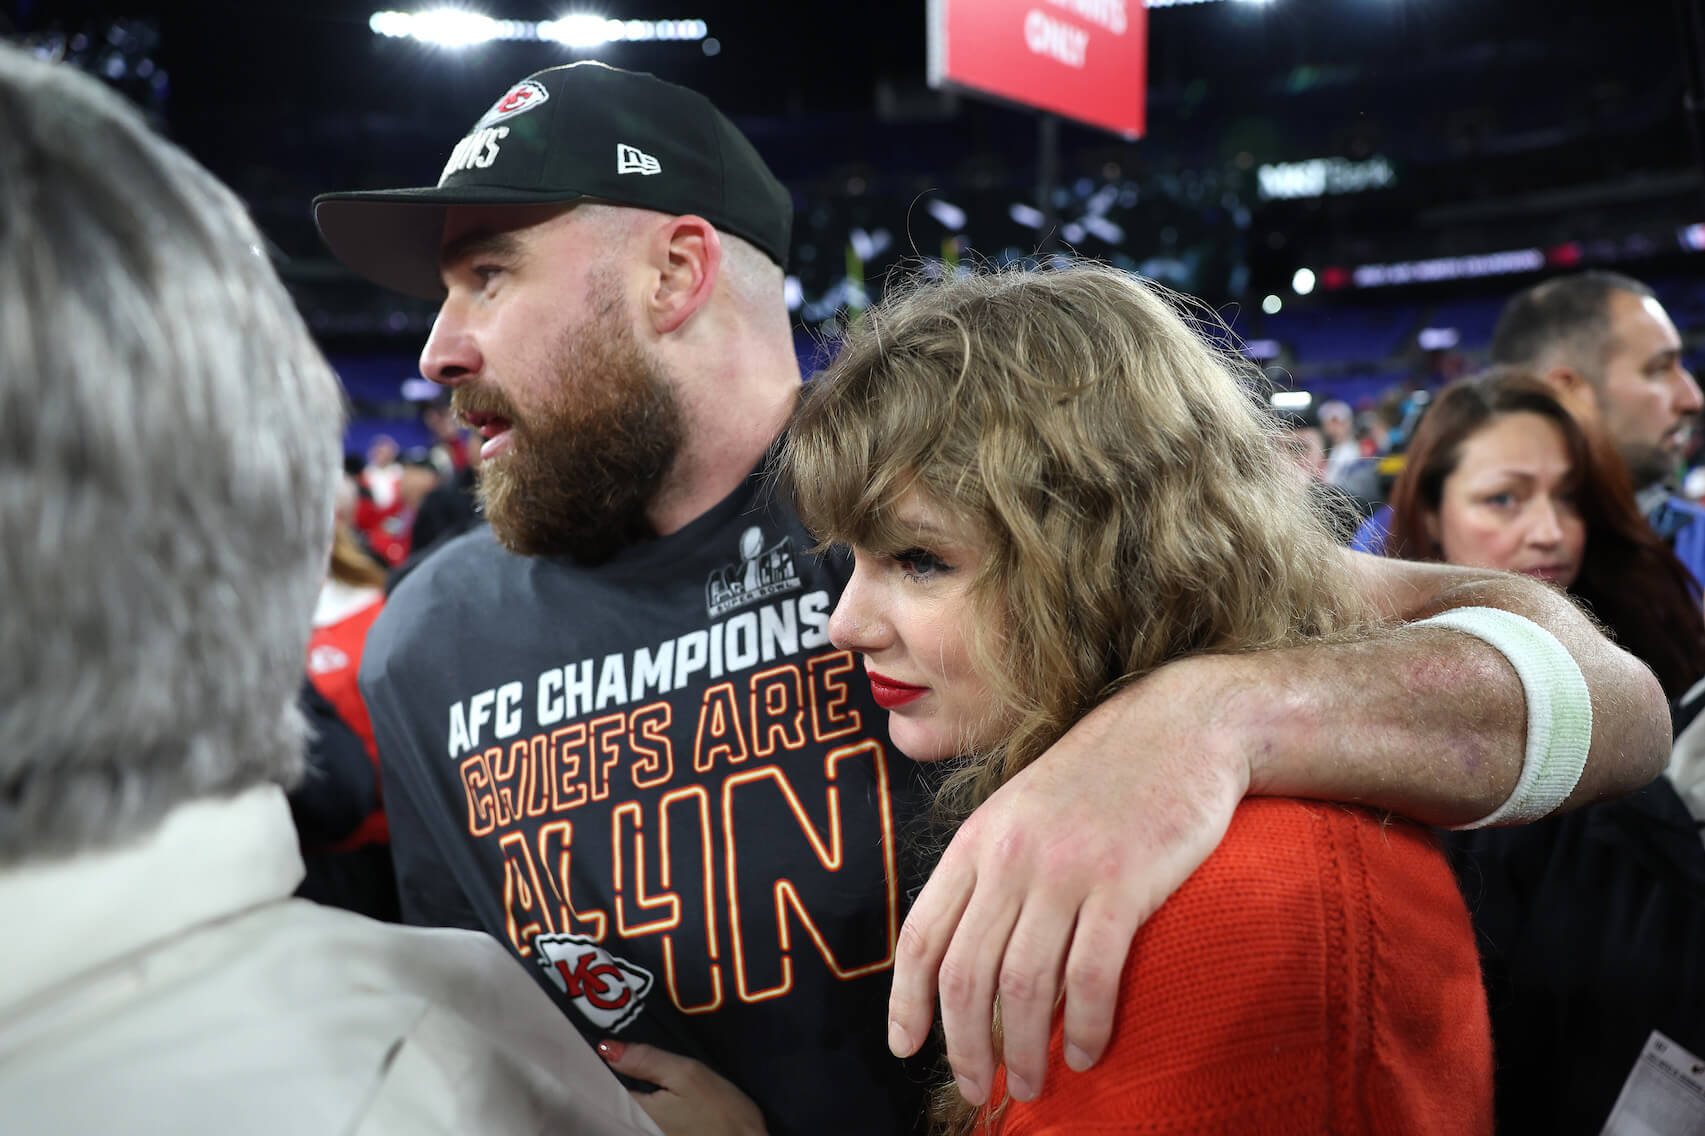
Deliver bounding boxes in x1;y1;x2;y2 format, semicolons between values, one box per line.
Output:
1541;365;1603;422
1541;365;1587;395
644;215;722;335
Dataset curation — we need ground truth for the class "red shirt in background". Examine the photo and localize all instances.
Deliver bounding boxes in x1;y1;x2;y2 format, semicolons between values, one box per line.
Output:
352;493;412;567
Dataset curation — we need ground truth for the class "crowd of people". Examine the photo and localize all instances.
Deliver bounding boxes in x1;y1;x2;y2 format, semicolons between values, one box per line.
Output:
4;42;1701;1136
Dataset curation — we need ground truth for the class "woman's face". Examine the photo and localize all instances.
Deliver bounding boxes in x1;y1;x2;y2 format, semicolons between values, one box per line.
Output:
1427;410;1586;588
827;491;1009;762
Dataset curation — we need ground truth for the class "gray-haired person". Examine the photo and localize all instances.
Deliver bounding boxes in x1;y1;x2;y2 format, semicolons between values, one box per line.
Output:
0;45;659;1136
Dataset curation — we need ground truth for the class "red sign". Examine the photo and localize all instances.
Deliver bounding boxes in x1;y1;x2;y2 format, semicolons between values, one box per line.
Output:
927;0;1147;139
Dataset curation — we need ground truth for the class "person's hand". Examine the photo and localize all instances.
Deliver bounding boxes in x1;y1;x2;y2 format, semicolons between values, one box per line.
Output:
885;655;1252;1107
597;1040;768;1136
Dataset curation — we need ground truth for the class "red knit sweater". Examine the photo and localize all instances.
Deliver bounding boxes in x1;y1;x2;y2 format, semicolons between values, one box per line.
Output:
986;799;1493;1134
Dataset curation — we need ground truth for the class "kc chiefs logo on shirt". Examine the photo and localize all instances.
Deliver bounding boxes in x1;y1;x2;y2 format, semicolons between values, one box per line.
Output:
534;933;654;1032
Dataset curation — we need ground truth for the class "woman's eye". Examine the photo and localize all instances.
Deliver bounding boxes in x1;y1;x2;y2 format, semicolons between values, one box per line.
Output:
893;548;951;579
1483;492;1516;508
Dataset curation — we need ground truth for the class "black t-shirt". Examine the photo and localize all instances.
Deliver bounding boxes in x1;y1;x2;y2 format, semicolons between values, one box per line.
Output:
360;464;938;1135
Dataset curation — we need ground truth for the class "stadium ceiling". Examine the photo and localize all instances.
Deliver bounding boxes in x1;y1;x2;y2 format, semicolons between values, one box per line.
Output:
16;0;1663;125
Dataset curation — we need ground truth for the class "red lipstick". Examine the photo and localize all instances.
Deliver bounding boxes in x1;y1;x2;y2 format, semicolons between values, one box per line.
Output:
868;670;927;709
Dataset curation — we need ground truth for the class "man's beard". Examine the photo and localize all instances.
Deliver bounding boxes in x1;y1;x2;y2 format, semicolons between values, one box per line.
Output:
454;305;685;564
1620;440;1676;491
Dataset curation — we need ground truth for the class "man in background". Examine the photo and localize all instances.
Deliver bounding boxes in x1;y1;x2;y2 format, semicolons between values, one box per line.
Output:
1318;397;1364;487
1489;271;1705;583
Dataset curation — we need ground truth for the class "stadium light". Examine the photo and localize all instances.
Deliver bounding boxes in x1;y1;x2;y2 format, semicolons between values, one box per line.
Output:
369;11;709;47
1352;248;1544;288
1009;202;1047;230
394;9;500;46
370;11;413;36
1080;214;1125;245
1270;391;1312;410
1292;267;1316;296
541;14;614;46
926;198;967;231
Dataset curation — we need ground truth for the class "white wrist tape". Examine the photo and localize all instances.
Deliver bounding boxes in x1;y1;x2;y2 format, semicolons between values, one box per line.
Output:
1416;606;1593;828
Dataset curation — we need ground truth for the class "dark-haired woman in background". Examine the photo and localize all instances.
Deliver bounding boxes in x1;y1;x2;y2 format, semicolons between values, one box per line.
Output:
1387;366;1705;1136
1387;366;1705;699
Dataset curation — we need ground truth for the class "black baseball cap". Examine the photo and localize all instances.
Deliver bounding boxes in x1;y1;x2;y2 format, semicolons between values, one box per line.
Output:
313;61;792;299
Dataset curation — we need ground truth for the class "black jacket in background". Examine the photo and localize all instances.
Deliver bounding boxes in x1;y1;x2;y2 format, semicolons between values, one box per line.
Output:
389;467;483;594
289;679;378;848
1442;779;1705;1135
290;679;400;923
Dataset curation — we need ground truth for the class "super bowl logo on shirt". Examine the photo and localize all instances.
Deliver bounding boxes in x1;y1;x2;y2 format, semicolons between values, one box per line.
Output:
534;933;654;1032
706;525;802;618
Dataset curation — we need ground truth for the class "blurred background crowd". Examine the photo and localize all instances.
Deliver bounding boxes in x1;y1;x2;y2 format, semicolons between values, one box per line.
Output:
21;0;1705;472
20;0;1705;907
15;0;1704;890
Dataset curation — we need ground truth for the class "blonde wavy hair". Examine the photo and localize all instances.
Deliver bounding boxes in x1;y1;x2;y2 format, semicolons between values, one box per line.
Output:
782;262;1381;1131
329;522;388;590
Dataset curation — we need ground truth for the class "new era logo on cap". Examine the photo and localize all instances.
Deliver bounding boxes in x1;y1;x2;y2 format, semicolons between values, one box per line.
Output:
617;143;661;176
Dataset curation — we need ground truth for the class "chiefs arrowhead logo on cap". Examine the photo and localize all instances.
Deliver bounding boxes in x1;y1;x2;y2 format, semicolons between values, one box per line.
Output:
533;933;653;1033
476;78;550;128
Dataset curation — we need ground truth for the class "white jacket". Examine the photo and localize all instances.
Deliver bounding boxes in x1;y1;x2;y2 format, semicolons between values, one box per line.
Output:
0;785;661;1136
